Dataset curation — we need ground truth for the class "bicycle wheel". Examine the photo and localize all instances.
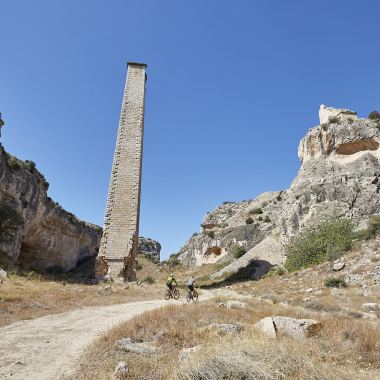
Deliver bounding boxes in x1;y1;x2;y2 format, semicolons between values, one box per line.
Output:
164;290;171;300
186;291;192;302
173;288;180;300
193;290;199;301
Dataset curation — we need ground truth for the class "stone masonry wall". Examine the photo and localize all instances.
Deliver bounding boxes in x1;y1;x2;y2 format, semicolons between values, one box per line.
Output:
97;63;147;281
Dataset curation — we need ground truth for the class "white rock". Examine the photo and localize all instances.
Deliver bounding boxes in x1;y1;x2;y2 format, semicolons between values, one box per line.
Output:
208;323;243;334
272;316;322;339
319;104;357;125
0;269;7;278
116;338;159;355
333;262;345;271
362;303;379;311
113;361;128;379
226;300;248;309
255;317;277;338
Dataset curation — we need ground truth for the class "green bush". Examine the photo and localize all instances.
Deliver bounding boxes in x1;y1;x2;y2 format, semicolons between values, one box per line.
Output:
136;264;143;270
324;276;347;288
264;215;271;223
7;156;22;171
192;232;199;237
250;207;263;215
206;231;215;239
24;160;36;171
168;257;181;267
276;194;282;202
142;275;154;284
245;217;254;225
285;218;354;271
257;216;263;221
368;111;380;120
229;245;246;259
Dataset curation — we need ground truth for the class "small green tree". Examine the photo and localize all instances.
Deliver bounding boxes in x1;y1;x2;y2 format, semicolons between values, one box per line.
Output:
229;245;246;259
250;207;263;215
264;215;271;223
368;111;380;120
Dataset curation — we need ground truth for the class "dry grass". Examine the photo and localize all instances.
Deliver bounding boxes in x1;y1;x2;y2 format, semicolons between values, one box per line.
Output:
0;256;218;328
73;299;380;380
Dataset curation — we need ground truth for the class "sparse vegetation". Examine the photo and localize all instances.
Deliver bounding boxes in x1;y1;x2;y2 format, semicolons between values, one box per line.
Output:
142;275;154;284
206;230;215;239
250;207;263;215
229;244;246;259
285;218;354;271
368;110;380;120
191;232;199;237
328;116;340;124
276;194;282;201
245;217;254;225
7;155;22;171
0;202;24;243
324;276;348;288
263;215;271;223
258;216;263;221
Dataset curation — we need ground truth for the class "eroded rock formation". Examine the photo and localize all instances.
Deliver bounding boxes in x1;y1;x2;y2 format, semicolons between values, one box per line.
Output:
0;146;102;271
178;106;380;279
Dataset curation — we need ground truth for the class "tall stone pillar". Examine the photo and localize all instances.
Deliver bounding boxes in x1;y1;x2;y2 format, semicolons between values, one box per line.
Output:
97;62;147;282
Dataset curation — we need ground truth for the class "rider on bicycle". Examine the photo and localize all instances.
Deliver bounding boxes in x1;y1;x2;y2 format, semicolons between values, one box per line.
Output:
166;273;178;292
187;275;196;295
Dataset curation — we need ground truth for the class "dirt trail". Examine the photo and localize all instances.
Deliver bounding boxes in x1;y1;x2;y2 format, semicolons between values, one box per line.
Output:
0;294;212;380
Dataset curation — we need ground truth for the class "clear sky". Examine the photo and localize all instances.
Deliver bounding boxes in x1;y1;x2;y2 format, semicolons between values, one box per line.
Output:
1;0;380;259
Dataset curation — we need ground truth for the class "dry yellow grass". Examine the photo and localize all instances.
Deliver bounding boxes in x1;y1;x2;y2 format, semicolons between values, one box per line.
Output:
73;298;380;380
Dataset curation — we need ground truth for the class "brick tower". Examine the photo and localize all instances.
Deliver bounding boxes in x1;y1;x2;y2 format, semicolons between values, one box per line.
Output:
97;62;147;281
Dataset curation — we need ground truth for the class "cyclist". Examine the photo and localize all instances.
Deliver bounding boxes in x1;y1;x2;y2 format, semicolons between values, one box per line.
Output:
166;273;178;294
187;275;196;296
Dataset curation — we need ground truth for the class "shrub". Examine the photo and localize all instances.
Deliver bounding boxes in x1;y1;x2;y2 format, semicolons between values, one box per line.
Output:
168;257;181;267
264;215;271;223
245;217;254;225
206;231;215;239
257;216;263;221
7;156;22;171
0;202;24;243
368;111;380;120
229;245;246;259
24;160;36;171
276;194;282;202
136;264;143;270
321;123;329;131
142;275;154;284
324;276;348;288
328;116;340;124
284;218;354;271
192;232;199;237
250;207;263;215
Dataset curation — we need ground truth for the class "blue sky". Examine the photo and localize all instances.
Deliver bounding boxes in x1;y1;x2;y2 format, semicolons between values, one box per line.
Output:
1;0;380;259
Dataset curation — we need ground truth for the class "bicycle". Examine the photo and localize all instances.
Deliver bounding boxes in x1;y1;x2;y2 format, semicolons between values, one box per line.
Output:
164;285;180;300
186;288;198;302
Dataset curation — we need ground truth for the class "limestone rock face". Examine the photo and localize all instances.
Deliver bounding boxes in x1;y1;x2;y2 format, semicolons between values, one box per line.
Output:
138;237;161;262
178;107;380;278
319;104;357;125
0;146;102;272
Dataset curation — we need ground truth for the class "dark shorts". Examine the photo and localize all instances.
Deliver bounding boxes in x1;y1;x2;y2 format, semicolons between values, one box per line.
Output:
167;283;173;290
187;284;194;292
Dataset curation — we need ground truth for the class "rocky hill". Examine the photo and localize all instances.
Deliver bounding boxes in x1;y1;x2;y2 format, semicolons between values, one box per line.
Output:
0;146;161;272
178;106;380;279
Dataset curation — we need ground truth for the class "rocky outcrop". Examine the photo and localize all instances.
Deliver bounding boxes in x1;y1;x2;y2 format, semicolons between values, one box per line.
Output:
178;106;380;278
138;237;161;262
0;146;102;271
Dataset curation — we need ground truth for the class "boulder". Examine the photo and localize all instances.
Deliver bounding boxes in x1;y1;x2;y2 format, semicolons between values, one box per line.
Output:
362;303;379;311
116;338;160;355
0;269;7;278
333;262;345;271
113;361;128;379
272;316;322;339
226;300;248;309
255;317;277;338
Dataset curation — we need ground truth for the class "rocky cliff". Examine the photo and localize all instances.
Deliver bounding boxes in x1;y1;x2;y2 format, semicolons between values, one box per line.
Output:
178;106;380;278
138;237;161;262
0;145;102;271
